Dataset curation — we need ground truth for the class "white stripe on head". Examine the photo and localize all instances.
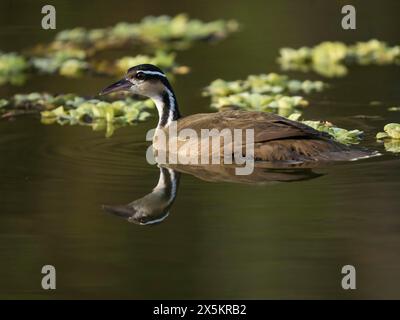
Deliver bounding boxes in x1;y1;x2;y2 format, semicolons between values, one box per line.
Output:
140;70;167;78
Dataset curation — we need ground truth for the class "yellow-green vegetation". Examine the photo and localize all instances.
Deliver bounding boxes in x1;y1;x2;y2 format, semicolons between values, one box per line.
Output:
31;49;184;78
376;123;400;153
53;14;239;52
209;93;308;117
112;51;189;76
204;73;325;97
376;123;400;139
0;14;236;85
42;100;153;138
278;40;400;77
287;113;363;145
0;99;8;109
204;74;326;117
31;48;89;77
0;51;29;85
0;93;154;137
303;120;363;145
0;49;183;83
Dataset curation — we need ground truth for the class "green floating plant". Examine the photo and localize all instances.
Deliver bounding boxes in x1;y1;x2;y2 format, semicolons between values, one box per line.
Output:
203;73;325;98
204;73;325;117
0;92;154;137
288;113;363;145
54;14;239;52
1;14;234;85
376;123;400;139
112;51;188;76
376;124;400;153
209;92;308;117
303;120;363;145
1;49;182;83
41;99;153;138
278;40;400;77
30;48;89;77
0;51;29;85
0;99;8;109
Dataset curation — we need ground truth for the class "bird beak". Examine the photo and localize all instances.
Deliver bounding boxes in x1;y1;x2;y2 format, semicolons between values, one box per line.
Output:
99;78;132;95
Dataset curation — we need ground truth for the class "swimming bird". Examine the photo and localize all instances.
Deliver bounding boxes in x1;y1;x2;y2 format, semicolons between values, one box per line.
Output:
100;64;374;164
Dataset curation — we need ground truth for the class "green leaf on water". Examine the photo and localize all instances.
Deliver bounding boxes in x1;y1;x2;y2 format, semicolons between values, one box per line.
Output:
377;123;400;139
376;132;389;139
203;73;326;98
204;74;325;118
1;14;235;86
278;39;400;78
0;99;8;109
376;124;400;153
54;14;239;52
0;51;29;85
301;120;363;145
2;92;153;137
209;92;308;117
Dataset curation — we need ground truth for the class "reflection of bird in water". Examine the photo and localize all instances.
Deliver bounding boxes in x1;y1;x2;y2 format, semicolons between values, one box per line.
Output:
102;164;323;226
166;163;323;184
100;64;376;163
103;167;179;225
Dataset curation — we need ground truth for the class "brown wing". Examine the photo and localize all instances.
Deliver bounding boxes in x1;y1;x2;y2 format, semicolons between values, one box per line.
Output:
168;110;373;162
176;110;331;143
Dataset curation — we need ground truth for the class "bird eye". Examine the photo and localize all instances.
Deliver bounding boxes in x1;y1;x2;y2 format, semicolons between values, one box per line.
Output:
136;72;145;80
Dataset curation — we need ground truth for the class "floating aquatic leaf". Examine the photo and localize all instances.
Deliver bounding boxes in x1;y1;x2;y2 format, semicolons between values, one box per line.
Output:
114;51;177;75
287;113;363;144
376;123;400;153
376;123;400;140
59;59;89;77
287;112;302;121
1;14;235;86
301;120;363;145
348;39;400;65
210;92;308;117
312;42;347;65
278;40;400;77
0;99;8;109
385;123;400;139
203;73;325;98
1;92;154;137
31;48;89;77
0;51;29;85
1;49;183;84
40;97;153;137
54;14;238;52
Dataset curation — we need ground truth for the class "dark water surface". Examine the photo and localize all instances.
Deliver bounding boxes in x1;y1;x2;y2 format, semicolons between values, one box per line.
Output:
1;0;400;299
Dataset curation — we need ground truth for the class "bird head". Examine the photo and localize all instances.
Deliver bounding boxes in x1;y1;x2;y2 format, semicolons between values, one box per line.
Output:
99;64;172;100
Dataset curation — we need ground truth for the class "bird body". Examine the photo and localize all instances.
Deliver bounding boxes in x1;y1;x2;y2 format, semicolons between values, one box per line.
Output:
158;110;371;163
100;64;375;165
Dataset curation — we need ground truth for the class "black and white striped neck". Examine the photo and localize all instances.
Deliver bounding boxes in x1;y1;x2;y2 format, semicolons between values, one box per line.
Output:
153;86;181;128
